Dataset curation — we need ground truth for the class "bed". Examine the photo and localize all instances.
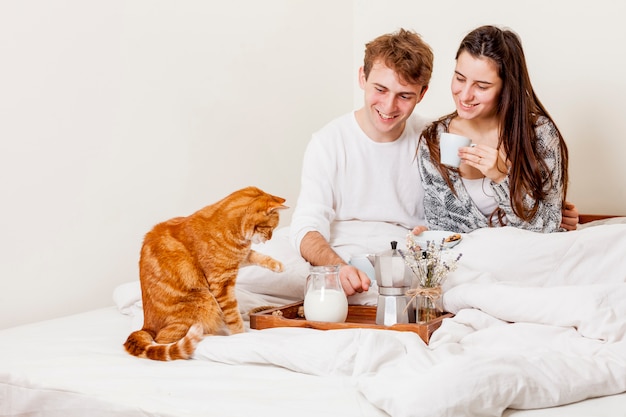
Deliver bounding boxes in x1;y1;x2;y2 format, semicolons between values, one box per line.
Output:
1;215;626;417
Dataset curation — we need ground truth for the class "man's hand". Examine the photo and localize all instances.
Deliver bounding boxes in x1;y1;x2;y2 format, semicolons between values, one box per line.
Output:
300;231;371;296
561;201;579;231
338;264;371;296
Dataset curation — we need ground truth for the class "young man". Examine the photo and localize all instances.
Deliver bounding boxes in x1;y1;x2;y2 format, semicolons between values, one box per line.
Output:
289;29;578;297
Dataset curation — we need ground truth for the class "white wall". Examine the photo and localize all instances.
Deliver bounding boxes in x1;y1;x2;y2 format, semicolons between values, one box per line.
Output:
354;0;626;216
0;1;354;329
3;0;625;330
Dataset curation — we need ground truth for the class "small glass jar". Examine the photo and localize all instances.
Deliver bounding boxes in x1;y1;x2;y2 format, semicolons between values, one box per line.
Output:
303;265;348;323
414;285;444;323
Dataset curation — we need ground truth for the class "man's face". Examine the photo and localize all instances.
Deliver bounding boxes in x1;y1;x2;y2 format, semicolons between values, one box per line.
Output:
358;61;427;143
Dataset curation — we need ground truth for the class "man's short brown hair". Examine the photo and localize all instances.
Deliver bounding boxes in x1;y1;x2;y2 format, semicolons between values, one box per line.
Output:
363;28;434;88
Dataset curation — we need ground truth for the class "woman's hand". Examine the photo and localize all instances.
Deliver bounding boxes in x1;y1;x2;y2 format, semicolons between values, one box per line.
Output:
411;225;428;235
459;144;508;183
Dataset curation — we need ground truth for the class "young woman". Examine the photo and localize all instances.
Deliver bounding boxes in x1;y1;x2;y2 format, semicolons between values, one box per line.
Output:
418;25;569;233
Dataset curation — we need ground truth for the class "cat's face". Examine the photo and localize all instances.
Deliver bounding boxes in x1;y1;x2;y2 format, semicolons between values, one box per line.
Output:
240;187;287;244
250;213;280;244
249;200;286;244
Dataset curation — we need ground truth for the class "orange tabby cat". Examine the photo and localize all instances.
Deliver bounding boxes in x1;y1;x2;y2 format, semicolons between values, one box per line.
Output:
124;186;287;361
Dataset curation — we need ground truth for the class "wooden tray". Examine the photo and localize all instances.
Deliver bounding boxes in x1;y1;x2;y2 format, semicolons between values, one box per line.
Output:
249;301;453;344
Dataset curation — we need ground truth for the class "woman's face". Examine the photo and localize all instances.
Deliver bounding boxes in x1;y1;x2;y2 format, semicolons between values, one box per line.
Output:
451;51;503;122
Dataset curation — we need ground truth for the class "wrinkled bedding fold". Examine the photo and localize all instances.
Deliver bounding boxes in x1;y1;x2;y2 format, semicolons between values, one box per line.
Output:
116;223;626;417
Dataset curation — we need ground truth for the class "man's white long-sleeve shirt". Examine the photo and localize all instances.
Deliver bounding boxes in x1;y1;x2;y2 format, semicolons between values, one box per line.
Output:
289;111;429;257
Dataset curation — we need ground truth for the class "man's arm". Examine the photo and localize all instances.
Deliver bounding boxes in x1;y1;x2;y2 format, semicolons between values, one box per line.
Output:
299;231;370;296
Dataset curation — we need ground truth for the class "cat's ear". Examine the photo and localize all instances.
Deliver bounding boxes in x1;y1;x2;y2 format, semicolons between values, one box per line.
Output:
267;204;289;214
266;196;288;214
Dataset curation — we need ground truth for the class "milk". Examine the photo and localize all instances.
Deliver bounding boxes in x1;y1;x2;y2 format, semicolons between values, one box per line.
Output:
303;289;348;323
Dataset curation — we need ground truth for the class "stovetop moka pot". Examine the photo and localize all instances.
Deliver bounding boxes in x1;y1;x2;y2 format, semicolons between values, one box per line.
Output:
367;241;415;325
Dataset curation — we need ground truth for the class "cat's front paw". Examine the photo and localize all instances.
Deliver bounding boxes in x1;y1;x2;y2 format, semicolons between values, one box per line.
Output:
268;260;284;273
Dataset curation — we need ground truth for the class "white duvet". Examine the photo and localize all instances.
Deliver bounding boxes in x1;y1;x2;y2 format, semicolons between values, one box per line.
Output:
116;222;626;417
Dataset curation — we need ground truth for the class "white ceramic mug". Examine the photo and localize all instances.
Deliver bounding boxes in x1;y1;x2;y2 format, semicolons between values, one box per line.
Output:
440;132;472;167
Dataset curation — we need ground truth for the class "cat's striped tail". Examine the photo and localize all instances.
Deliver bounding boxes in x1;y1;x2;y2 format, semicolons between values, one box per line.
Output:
123;324;204;361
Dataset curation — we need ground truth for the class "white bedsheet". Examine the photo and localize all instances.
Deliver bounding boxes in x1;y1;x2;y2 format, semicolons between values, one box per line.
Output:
189;285;626;417
0;307;387;417
2;222;626;417
124;223;626;417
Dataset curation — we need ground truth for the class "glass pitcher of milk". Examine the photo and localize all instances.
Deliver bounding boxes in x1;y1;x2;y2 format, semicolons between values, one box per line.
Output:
303;265;348;323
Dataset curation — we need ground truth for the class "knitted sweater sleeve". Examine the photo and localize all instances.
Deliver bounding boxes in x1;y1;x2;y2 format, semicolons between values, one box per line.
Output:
418;137;469;232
